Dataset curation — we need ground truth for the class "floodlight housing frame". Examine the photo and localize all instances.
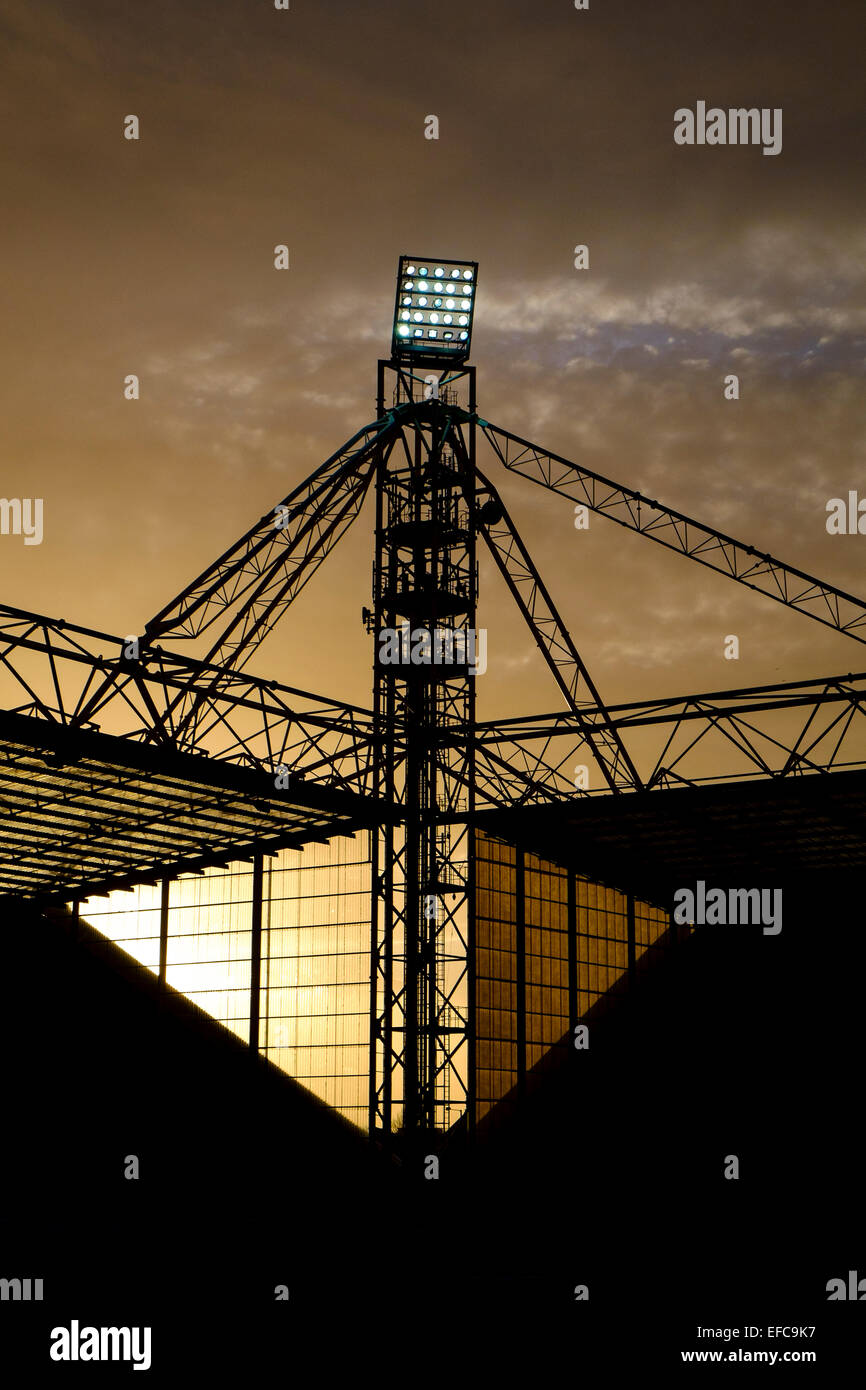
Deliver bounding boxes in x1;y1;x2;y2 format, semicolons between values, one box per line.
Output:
390;254;479;367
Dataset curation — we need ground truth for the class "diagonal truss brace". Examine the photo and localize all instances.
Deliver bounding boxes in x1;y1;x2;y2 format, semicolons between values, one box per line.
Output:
465;459;642;793
475;417;866;644
144;412;404;671
75;413;404;744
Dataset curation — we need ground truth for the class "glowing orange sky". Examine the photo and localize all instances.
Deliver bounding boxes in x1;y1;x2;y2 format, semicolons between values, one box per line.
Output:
1;0;864;728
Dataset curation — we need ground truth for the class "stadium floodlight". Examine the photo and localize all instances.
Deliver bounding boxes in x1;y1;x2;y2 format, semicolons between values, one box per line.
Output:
391;254;478;363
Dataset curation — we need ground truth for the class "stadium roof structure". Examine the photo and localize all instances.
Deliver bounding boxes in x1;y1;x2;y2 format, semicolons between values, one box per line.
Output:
0;708;384;903
478;764;866;907
5;256;866;1133
0;604;385;903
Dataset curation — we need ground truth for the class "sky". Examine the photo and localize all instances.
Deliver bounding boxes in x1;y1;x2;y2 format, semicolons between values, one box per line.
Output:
1;0;864;730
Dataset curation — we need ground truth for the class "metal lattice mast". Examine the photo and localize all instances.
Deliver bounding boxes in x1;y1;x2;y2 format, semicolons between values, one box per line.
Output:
369;360;477;1139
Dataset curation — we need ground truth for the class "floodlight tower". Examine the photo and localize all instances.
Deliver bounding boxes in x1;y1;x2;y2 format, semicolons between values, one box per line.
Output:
369;256;480;1140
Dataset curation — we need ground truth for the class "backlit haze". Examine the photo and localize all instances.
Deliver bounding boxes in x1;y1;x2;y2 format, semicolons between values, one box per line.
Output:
1;0;864;728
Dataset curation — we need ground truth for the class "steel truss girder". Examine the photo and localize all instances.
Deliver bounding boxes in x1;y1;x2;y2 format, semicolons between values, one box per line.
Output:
0;604;381;794
476;417;866;644
477;671;866;740
474;671;866;794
